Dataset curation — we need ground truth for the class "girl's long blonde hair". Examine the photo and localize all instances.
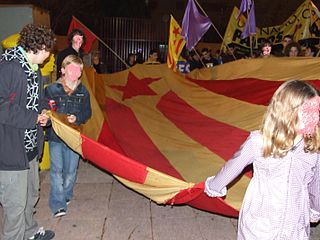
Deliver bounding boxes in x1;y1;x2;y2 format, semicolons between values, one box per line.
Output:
261;80;320;158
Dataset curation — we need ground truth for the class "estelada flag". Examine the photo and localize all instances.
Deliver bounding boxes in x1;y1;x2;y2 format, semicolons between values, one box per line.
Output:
167;15;186;71
68;16;96;54
49;59;320;217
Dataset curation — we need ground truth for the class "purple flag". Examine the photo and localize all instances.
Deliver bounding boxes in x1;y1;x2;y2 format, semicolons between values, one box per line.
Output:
241;1;256;39
181;0;212;51
237;0;252;18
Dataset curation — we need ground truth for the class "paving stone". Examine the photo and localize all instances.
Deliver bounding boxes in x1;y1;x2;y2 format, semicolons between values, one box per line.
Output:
152;217;203;240
103;217;152;240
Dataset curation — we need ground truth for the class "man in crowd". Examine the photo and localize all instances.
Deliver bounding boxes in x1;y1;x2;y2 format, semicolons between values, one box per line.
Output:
56;28;86;79
144;49;161;64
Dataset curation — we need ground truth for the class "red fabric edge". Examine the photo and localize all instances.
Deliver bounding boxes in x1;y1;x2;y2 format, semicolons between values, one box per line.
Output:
81;133;148;184
165;182;239;217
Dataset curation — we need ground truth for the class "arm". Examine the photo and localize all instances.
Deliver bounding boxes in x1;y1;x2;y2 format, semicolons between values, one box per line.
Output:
38;85;53;126
0;61;38;129
205;132;256;197
308;154;320;223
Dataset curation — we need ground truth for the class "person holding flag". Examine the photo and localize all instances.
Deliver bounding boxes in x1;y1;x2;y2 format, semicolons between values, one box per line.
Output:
0;23;56;240
205;80;320;239
46;55;92;218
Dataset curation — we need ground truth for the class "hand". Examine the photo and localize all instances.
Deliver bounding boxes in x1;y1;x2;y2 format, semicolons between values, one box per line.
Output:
37;112;49;126
41;109;48;115
204;176;227;198
310;219;320;223
67;114;77;124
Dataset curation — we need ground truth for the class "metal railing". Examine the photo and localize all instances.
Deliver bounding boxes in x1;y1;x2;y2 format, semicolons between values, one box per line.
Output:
99;17;169;72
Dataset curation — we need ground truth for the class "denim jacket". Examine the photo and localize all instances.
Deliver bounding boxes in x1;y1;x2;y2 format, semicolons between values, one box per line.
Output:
45;81;92;143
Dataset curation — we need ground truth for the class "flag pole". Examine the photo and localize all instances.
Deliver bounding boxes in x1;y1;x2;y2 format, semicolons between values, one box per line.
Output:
193;0;237;60
247;6;253;57
73;16;130;69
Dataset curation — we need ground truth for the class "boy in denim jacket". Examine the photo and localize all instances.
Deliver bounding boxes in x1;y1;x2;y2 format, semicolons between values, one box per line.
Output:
45;55;91;217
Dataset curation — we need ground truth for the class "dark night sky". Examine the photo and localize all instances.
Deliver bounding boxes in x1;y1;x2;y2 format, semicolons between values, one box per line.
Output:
0;0;150;33
2;0;320;37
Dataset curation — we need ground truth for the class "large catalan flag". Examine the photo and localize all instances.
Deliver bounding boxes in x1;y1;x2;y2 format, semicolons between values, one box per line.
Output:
49;58;320;217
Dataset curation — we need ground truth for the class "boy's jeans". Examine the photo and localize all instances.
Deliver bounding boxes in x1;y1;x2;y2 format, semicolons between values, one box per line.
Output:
48;141;79;214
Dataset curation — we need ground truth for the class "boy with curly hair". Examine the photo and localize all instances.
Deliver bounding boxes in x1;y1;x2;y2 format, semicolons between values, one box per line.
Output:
0;23;56;240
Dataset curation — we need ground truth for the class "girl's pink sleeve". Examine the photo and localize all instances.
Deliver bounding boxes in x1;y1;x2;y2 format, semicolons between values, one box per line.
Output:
205;132;256;197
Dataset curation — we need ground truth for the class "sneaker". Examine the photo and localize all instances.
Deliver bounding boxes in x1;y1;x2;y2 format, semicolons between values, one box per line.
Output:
66;199;70;205
28;227;55;240
54;208;66;217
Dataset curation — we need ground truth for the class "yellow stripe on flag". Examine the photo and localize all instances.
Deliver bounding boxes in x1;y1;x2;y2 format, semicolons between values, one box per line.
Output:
188;57;320;81
115;167;194;204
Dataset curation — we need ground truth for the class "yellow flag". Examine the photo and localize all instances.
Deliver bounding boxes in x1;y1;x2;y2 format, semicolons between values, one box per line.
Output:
167;15;186;71
221;0;320;53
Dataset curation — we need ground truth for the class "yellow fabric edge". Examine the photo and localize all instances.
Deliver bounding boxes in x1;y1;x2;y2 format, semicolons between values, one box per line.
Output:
48;111;83;156
114;166;194;204
188;57;320;81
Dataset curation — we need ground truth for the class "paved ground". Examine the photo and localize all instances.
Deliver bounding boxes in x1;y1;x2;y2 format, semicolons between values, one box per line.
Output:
1;159;320;240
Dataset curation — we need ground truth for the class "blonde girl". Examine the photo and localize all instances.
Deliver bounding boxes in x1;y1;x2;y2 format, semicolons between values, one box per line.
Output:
205;80;320;239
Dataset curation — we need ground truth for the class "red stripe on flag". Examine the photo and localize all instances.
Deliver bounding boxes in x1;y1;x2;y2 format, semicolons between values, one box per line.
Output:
189;191;239;217
81;134;148;184
175;39;184;55
309;80;320;89
165;182;239;217
105;98;184;180
98;120;125;153
157;91;249;161
167;50;174;68
189;79;320;106
188;78;284;105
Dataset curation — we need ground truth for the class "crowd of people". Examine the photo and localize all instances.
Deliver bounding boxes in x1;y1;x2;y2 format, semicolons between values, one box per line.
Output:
259;35;316;58
187;35;320;71
121;35;320;73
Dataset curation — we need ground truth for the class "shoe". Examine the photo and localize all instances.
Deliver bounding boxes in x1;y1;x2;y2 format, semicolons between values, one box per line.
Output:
66;199;70;205
28;227;55;240
54;208;66;217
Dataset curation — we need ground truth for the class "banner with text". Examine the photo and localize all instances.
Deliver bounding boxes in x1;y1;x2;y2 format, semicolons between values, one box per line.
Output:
221;0;320;55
